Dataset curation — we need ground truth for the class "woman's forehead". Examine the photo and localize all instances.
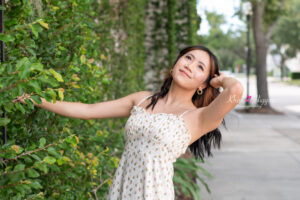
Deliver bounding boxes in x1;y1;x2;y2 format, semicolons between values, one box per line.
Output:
184;49;210;66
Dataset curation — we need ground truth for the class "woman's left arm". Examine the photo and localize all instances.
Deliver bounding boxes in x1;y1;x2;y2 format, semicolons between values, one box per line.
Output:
197;73;244;135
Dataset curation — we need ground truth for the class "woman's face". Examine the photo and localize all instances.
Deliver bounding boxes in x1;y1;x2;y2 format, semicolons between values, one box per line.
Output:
172;49;211;90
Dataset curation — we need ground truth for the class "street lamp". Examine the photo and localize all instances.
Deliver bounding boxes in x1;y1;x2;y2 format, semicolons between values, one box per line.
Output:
242;2;253;107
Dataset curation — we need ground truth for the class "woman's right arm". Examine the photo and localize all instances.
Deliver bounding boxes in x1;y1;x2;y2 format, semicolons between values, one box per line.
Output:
13;91;151;120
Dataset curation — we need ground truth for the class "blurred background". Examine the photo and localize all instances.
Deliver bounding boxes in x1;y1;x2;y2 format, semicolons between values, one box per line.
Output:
0;0;299;199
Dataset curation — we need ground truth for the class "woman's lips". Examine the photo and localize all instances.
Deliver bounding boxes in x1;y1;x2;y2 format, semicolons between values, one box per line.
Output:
180;69;190;78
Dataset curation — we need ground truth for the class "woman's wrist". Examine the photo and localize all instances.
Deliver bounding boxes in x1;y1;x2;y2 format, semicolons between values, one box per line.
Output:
220;76;241;90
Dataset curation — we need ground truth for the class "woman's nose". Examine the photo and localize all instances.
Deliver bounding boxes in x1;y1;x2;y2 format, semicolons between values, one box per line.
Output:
184;64;192;73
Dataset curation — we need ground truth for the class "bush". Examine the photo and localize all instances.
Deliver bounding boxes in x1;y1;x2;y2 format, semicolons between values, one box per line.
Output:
290;72;300;80
0;0;145;199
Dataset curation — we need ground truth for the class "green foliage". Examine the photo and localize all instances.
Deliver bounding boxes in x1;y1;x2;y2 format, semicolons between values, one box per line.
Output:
0;0;145;199
263;0;288;28
271;0;300;58
1;0;211;199
199;11;255;72
187;0;201;45
290;72;300;80
167;0;177;65
174;157;213;200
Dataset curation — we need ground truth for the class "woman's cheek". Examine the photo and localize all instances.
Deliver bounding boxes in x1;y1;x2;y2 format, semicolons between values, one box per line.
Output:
177;59;187;66
194;72;206;82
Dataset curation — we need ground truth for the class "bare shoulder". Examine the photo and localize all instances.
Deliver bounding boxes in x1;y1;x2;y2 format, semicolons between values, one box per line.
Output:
132;90;153;106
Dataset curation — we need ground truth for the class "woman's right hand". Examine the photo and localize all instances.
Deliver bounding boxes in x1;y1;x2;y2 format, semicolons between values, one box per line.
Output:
12;93;33;104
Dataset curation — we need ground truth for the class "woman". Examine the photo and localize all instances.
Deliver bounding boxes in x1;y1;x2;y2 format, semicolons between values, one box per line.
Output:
14;45;243;199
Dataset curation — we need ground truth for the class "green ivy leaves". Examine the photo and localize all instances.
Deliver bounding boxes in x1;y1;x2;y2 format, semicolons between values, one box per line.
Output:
1;0;147;199
49;69;64;82
0;33;14;42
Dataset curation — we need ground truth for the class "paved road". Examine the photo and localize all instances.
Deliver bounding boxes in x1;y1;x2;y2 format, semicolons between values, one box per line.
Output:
197;74;300;200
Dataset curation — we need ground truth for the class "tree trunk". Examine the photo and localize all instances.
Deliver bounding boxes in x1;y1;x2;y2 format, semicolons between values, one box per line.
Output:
252;0;271;108
279;52;287;80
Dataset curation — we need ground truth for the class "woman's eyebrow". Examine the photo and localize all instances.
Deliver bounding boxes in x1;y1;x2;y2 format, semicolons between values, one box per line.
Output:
190;53;206;68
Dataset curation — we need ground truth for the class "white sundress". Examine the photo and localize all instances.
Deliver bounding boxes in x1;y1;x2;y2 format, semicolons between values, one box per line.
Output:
107;94;192;200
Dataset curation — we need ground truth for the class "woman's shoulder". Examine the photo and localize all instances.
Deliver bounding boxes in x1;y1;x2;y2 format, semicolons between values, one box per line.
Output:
132;90;153;105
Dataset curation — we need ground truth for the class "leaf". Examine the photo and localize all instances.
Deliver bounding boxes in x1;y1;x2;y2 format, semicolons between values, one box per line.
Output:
28;80;42;94
0;33;14;42
30;154;41;161
101;77;110;85
27;168;40;178
57;88;64;101
80;55;86;64
66;136;77;146
71;74;80;81
29;24;38;38
14;164;25;171
39;138;46;148
24;98;35;110
30;95;42;105
38;75;59;87
11;145;23;154
43;156;56;164
51;6;60;11
74;135;79;144
16;57;29;69
72;84;80;88
49;68;64;82
100;54;107;60
62;156;71;162
0;118;10;126
34;162;48;174
29;181;43;189
37;19;49;29
16;57;31;79
15;102;26;114
23;156;32;164
47;147;61;159
30;62;44;72
58;46;67;51
45;88;57;101
57;159;63;166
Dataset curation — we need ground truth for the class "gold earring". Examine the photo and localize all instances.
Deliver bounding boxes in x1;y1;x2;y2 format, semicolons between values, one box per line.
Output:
170;68;173;74
197;88;203;95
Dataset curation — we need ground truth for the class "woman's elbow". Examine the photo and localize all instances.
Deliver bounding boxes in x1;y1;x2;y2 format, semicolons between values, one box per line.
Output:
231;81;244;96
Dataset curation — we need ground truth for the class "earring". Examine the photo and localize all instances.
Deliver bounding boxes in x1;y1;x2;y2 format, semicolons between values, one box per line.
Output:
169;68;173;74
197;88;203;95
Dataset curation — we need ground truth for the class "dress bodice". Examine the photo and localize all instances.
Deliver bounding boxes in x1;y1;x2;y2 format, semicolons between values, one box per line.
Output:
107;95;192;200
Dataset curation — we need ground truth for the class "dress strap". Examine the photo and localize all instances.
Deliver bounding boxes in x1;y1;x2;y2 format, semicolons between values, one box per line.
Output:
179;109;192;118
137;95;153;106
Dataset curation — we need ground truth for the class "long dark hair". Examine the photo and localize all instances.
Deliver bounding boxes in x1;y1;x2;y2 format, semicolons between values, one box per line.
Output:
145;45;226;162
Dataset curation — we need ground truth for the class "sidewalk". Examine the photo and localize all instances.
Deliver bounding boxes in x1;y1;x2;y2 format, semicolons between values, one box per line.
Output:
197;75;300;200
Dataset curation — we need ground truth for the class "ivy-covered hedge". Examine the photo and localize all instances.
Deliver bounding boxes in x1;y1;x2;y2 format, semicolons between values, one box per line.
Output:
0;0;145;199
0;0;212;199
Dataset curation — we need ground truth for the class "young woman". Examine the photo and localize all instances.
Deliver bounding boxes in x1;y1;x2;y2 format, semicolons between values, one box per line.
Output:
14;45;243;199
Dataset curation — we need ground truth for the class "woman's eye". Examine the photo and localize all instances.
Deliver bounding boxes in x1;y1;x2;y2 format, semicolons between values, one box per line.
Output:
198;65;203;70
186;55;191;60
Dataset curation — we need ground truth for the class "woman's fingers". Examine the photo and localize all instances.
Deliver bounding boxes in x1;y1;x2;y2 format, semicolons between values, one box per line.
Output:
12;93;33;104
12;98;19;103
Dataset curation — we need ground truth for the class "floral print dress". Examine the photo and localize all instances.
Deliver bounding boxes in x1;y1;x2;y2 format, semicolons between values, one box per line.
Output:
107;95;192;200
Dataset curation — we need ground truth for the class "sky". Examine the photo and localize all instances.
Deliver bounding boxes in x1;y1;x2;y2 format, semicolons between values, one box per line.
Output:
196;0;245;35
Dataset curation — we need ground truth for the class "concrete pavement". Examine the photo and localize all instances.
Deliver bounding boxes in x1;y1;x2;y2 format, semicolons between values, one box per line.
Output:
197;75;300;200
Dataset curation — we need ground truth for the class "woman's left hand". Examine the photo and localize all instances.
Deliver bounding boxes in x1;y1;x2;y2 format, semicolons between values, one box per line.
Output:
210;72;226;89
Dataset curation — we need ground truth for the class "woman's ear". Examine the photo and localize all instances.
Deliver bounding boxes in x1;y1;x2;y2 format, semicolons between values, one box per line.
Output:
198;82;208;90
